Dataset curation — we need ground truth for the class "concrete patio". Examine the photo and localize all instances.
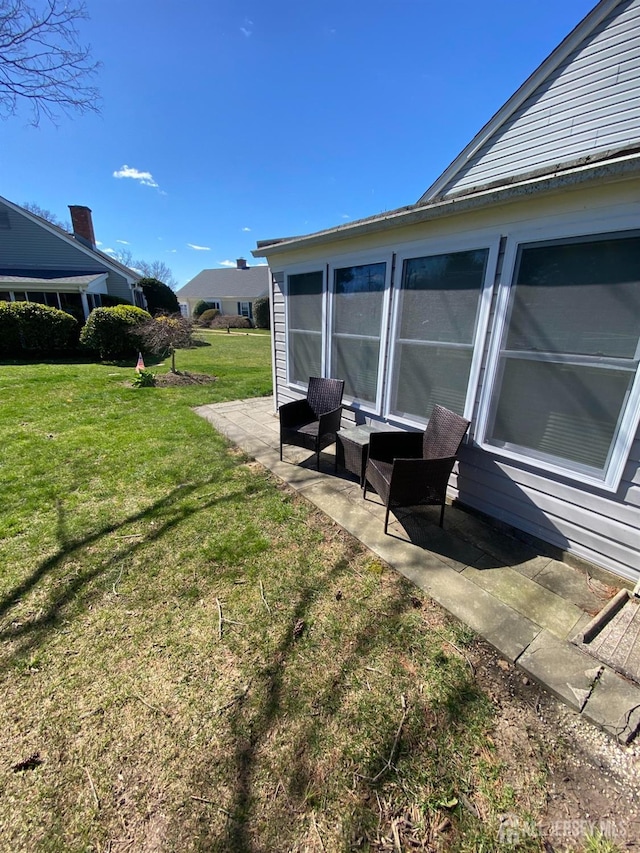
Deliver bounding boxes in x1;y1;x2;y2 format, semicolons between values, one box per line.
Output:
195;396;640;745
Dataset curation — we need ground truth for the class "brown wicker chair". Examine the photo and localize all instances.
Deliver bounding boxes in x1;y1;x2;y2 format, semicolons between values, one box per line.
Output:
363;405;470;534
279;377;345;471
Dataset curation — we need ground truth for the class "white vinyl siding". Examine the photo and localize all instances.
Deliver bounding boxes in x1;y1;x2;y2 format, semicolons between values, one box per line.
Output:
439;0;640;198
480;231;640;490
388;247;493;424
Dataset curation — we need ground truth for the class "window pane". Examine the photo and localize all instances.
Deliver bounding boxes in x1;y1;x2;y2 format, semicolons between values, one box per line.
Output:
27;291;47;305
487;233;640;478
390;249;488;421
508;236;640;358
400;250;488;343
288;271;323;384
333;263;385;335
0;291;10;301
290;331;322;383
332;336;380;404
289;271;322;332
13;291;26;301
489;358;633;471
393;343;472;418
331;263;386;403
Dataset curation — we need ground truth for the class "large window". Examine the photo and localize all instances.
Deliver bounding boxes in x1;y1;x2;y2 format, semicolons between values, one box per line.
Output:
389;248;490;422
482;232;640;488
287;270;324;385
330;262;386;405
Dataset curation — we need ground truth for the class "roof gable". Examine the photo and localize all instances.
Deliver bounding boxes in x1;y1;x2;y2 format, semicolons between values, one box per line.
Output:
0;195;140;283
177;267;270;300
420;0;640;202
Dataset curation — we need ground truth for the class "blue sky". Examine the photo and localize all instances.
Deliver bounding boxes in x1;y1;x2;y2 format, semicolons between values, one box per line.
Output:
0;0;597;289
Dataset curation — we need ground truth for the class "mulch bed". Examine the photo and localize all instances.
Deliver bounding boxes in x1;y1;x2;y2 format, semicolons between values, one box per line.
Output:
152;371;217;387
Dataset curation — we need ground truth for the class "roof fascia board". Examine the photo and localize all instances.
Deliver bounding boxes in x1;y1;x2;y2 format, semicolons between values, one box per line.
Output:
0;195;140;284
253;152;640;257
417;0;623;204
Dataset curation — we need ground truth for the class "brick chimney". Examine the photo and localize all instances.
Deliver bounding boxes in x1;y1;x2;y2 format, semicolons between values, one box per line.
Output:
236;257;248;270
68;205;96;249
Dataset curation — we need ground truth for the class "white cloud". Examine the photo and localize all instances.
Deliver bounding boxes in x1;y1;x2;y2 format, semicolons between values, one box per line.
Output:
116;239;130;244
219;259;235;267
341;214;350;220
240;17;253;36
187;243;211;251
103;247;116;255
242;226;251;232
113;164;159;189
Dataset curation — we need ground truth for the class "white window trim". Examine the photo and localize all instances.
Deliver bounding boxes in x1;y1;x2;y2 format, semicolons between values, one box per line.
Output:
283;262;328;392
384;236;500;429
476;223;640;493
327;250;393;415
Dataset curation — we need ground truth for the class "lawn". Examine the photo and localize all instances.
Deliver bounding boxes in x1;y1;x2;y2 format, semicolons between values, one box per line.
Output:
0;333;618;852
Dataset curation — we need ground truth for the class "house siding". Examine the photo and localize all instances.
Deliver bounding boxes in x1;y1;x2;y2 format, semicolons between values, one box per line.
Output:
0;200;135;305
267;177;640;582
439;0;640;198
0;202;106;272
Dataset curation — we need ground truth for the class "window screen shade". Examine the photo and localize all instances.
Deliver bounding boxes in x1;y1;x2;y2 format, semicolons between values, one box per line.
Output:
390;249;488;421
331;263;386;404
487;233;640;476
491;359;633;471
508;237;640;358
288;271;323;385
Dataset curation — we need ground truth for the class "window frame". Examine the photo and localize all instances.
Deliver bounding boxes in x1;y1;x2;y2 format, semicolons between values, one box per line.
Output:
284;262;327;392
237;300;252;319
327;251;393;415
476;224;640;492
385;236;499;428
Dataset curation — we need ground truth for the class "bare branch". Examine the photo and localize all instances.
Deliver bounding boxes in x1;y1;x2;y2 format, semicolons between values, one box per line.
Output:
0;0;101;125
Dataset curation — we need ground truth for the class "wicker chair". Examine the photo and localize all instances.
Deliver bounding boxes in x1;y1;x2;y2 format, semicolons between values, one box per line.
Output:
363;405;470;534
279;377;345;471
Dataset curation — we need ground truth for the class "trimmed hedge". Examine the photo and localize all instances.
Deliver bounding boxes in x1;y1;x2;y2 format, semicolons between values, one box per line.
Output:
80;305;152;360
192;300;215;318
0;301;79;356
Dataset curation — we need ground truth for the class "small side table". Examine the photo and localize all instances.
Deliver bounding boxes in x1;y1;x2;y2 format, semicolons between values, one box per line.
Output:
336;425;377;487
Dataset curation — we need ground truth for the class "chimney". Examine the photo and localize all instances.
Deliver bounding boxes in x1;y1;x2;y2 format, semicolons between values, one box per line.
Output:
236;257;248;270
69;205;96;249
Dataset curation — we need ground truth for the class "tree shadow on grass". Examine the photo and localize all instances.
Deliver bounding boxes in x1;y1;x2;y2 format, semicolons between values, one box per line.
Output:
185;543;475;852
0;480;256;672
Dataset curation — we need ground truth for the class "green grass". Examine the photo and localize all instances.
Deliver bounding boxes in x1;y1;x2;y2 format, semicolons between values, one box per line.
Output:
0;334;600;851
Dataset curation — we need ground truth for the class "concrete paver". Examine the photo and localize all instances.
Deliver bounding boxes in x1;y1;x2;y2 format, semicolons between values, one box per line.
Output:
195;398;640;744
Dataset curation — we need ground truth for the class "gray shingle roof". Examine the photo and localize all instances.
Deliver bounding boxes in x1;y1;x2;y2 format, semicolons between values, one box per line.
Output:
177;266;269;300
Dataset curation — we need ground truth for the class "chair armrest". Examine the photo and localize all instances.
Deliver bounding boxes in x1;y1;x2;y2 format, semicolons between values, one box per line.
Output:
279;398;314;428
368;430;423;463
317;406;343;435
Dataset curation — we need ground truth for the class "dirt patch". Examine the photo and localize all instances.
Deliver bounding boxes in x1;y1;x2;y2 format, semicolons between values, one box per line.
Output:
471;643;640;848
152;371;217;387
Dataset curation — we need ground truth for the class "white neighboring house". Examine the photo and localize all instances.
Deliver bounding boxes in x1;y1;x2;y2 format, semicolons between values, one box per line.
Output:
0;197;144;321
254;0;640;583
177;259;270;322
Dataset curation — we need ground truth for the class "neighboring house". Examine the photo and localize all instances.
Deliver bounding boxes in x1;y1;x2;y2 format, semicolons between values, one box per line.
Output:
0;196;145;322
177;259;269;321
254;0;640;583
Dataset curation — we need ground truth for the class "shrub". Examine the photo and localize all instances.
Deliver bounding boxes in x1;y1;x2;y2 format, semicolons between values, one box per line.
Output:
80;305;152;360
138;277;179;315
132;369;156;388
192;300;214;318
0;301;79;356
100;294;130;308
198;308;221;326
253;296;270;330
209;314;252;330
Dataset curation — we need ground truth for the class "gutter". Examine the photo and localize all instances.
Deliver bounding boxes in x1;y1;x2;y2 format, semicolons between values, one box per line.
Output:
252;151;640;258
